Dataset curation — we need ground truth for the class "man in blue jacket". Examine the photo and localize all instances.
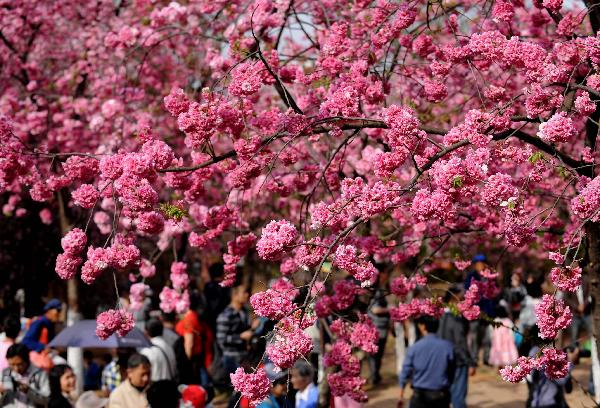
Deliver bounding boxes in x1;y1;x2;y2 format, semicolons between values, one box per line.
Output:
21;299;62;353
399;315;455;408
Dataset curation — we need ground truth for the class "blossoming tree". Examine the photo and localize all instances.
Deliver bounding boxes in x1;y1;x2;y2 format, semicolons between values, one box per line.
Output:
2;0;600;402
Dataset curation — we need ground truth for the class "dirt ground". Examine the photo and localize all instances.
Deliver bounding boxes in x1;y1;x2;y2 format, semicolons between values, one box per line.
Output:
366;336;598;408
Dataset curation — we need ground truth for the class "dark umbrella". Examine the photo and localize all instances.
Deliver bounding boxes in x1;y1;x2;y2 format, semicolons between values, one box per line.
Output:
48;320;151;348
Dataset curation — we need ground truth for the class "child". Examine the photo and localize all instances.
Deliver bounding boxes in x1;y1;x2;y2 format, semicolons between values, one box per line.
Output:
488;304;519;368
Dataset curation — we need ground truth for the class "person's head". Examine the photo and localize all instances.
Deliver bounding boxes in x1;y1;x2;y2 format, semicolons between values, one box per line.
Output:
231;284;250;306
6;343;30;374
444;285;463;304
208;263;225;282
415;315;439;336
147;380;180;408
43;299;62;323
291;361;314;392
146;318;163;338
472;254;487;272
161;312;176;326
83;350;93;362
126;353;151;389
265;363;288;398
49;364;76;396
3;315;21;340
495;304;509;318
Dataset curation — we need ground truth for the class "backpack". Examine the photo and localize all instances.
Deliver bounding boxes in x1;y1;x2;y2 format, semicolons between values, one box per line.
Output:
208;342;228;387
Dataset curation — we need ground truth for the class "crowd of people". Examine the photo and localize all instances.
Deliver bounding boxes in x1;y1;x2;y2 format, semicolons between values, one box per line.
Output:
0;264;322;408
0;255;594;408
397;254;589;408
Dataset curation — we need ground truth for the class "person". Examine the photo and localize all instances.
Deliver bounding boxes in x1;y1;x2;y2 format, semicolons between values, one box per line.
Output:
146;380;180;408
203;263;231;333
216;284;253;375
0;315;21;371
526;342;575;408
368;269;391;385
464;254;495;364
161;313;180;349
83;351;101;391
48;364;77;408
100;348;131;395
0;343;50;407
141;318;177;382
291;361;318;408
399;315;455;408
437;286;476;408
564;275;593;345
108;353;151;408
257;363;289;408
505;272;527;320
175;303;213;386
22;299;62;353
74;391;108;408
488;304;518;368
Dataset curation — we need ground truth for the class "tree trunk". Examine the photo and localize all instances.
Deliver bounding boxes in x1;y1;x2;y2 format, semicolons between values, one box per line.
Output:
57;191;84;394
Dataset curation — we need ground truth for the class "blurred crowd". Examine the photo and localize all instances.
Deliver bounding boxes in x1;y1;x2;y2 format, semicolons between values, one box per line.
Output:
0;255;595;408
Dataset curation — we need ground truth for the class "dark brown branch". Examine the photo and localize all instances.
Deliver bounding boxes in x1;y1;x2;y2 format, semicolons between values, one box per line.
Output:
492;129;584;174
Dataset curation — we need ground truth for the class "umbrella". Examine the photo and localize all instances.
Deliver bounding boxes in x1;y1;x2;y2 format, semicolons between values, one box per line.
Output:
48;320;151;348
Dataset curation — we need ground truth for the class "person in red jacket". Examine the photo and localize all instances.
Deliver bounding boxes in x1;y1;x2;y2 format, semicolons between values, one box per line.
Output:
176;308;213;387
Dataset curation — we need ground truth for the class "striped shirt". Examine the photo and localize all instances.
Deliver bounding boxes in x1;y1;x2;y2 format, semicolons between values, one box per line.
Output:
216;306;250;357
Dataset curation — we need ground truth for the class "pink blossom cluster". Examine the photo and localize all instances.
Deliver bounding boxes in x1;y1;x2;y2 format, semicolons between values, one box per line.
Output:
550;266;582;292
62;156;99;181
74;237;141;284
230;367;271;406
481;173;518;207
159;287;190;314
266;326;313;369
535;294;572;339
349;315;379;354
324;337;367;401
71;184;100;209
95;309;135;340
170;262;189;290
411;188;455;222
315;280;365;317
333;245;378;286
501;348;569;382
457;285;481;320
129;283;148;312
139;259;156;278
222;233;257;287
55;228;88;279
390;274;427;298
537;112;577;144
256;220;298;261
381;105;424;159
250;289;295;320
571;176;600;222
136;211;165;235
389;298;444;321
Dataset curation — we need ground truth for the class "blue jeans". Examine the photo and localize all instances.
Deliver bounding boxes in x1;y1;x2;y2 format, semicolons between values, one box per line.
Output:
450;365;468;408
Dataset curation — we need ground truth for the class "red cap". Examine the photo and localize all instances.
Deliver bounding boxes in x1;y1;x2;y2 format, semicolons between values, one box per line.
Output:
180;385;207;408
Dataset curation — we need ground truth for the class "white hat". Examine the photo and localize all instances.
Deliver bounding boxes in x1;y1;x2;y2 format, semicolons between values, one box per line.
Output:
75;391;109;408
